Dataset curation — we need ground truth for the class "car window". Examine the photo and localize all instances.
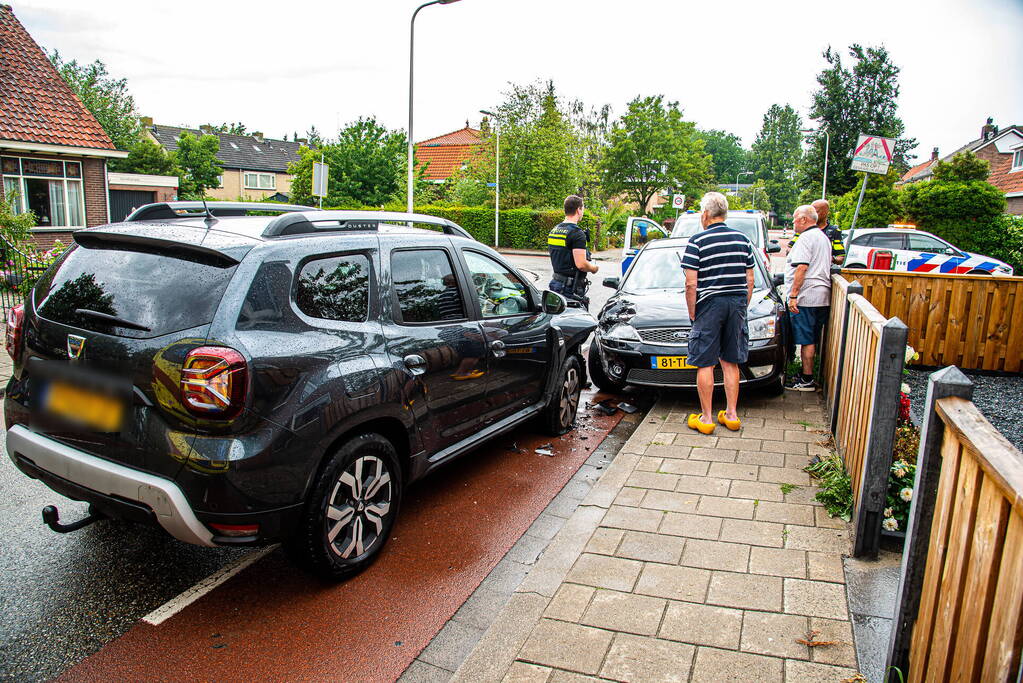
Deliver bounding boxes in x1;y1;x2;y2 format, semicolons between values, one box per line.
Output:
622;247;768;293
671;216;762;247
907;234;951;253
295;254;371;322
463;251;532;318
391;249;467;323
865;233;905;250
630;219;666;247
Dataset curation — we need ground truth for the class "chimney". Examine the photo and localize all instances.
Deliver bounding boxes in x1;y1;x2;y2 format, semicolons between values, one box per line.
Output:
931;147;939;161
140;116;153;128
253;132;264;143
982;117;996;141
199;124;213;135
297;138;309;145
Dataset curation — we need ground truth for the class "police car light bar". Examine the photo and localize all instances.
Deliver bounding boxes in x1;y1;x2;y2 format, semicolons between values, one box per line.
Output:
887;223;917;229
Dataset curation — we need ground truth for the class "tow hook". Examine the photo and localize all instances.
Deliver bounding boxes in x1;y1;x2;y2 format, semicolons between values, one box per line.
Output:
41;505;105;533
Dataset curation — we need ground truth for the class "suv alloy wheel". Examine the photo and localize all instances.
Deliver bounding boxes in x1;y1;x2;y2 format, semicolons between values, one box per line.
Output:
542;356;583;436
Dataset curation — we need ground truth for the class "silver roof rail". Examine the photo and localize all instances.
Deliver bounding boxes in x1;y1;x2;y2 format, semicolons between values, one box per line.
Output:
261;210;474;240
125;201;318;222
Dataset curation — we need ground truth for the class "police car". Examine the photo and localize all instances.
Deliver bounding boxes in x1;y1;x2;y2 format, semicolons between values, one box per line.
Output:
845;226;1014;276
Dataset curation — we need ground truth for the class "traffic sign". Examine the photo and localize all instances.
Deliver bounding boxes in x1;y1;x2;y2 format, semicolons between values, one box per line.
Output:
851;134;895;175
672;194;686;209
313;162;329;197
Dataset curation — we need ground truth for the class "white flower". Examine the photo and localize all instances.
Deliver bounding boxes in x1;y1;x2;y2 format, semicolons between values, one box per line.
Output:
904;343;920;366
895;469;907;478
883;517;899;531
884;507;894;518
901;383;911;395
899;487;913;502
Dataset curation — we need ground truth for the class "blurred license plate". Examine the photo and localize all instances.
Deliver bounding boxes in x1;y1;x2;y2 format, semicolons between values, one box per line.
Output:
651;356;697;370
44;382;124;432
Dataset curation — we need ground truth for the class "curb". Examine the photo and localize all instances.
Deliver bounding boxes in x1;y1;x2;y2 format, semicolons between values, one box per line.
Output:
451;399;672;682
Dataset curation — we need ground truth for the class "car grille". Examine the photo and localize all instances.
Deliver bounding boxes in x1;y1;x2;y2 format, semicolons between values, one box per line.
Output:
637;328;690;346
627;368;723;387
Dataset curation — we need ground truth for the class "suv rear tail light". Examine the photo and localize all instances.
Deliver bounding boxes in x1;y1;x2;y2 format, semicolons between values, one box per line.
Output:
6;304;24;360
181;346;248;418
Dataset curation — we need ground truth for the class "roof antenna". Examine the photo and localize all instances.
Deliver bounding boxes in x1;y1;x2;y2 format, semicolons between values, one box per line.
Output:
200;195;216;229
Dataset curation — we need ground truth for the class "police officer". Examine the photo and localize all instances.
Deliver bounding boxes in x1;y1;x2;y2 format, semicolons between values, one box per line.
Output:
547;195;598;308
786;199;846;265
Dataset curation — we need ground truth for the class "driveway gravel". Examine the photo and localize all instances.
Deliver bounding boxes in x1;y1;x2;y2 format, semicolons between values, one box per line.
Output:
905;367;1023;452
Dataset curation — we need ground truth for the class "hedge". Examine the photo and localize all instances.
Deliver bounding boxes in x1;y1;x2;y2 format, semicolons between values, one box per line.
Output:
315;203;602;251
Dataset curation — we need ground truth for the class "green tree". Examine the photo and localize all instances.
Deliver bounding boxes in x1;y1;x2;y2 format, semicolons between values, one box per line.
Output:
800;45;918;197
901;151;1006;258
830;167;903;229
117;138;180;177
749;104;803;219
204;122;248;135
173;132;223;199
289;117;406;206
697;129;748;185
48;51;141;152
602;95;712;214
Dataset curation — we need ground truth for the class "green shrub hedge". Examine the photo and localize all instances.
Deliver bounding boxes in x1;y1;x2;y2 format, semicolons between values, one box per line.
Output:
318;203;601;250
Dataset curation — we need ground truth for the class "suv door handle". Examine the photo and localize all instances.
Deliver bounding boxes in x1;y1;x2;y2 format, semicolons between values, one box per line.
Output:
403;354;427;376
489;340;506;358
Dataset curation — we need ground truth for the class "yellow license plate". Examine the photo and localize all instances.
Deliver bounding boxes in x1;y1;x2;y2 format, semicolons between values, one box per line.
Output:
651;356;698;370
45;382;124;432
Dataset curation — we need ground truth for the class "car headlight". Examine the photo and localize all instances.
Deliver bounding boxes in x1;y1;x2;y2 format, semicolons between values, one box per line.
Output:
748;316;777;341
605;323;641;341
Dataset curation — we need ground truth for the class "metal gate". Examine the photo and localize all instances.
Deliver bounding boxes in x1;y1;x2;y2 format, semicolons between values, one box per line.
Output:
0;235;48;317
109;189;156;223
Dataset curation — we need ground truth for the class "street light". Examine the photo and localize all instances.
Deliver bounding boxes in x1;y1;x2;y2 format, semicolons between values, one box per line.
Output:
407;0;462;215
480;109;500;247
736;170;752;204
800;128;830;199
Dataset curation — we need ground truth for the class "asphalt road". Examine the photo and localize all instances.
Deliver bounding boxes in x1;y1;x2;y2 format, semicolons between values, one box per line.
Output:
0;252;625;682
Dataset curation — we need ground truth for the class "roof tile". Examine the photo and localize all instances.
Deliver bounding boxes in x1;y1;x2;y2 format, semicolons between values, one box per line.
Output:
0;5;115;150
149;125;303;173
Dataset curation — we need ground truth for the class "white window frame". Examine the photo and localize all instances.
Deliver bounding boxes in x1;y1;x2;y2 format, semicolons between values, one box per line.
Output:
1;156;87;230
243;172;276;190
1012;148;1023;172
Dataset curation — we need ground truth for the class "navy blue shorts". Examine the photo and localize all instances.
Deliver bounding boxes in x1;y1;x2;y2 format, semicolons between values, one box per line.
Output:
790;305;829;346
687;294;749;367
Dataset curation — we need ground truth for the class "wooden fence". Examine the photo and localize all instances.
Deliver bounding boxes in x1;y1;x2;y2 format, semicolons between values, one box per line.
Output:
823;274;908;557
886;367;1023;681
845;268;1023;372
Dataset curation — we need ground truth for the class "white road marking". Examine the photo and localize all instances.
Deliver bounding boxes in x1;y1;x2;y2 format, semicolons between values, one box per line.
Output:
142;545;278;626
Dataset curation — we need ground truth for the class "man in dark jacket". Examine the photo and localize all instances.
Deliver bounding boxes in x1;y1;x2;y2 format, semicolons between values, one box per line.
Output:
547;195;598;307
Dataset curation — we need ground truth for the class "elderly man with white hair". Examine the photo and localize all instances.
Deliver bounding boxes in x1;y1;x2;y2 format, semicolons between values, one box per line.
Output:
680;191;756;435
785;203;833;391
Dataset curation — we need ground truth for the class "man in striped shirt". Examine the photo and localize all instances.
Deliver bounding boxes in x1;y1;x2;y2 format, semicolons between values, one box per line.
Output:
681;192;756;434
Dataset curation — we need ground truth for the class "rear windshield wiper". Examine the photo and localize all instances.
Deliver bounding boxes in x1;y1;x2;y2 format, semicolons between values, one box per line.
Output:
74;308;152;332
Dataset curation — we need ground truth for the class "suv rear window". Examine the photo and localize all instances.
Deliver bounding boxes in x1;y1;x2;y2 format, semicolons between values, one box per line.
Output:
34;245;237;338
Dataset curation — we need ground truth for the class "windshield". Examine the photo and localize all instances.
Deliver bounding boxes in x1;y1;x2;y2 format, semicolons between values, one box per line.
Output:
621;246;768;294
672;216;763;247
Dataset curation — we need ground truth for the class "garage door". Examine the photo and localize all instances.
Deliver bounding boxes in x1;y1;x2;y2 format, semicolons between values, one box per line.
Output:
109;189;156;223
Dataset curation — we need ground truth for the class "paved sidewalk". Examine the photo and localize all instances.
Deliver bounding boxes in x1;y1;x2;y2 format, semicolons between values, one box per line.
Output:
454;391;860;682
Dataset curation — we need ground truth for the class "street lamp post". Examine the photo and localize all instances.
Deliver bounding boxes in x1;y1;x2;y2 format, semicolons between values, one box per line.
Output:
736;170;753;205
800;128;830;199
480;109;500;246
407;0;462;215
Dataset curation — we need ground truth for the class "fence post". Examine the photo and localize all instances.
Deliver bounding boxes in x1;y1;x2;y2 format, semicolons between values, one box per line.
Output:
853;316;909;559
884;366;973;680
829;281;862;437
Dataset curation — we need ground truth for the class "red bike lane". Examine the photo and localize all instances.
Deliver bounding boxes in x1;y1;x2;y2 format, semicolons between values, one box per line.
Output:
62;390;626;682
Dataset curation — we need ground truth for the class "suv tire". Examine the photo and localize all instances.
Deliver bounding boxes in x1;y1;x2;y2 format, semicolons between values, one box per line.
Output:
286;433;402;580
587;343;625;393
541;355;583;436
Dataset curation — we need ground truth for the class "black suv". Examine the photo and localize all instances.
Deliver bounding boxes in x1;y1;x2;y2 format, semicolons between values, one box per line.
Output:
5;202;595;578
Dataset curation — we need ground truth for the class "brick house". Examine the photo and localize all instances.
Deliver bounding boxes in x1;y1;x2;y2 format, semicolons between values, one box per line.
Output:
415;125;482;182
900;118;1023;215
0;4;127;248
146;121;303;201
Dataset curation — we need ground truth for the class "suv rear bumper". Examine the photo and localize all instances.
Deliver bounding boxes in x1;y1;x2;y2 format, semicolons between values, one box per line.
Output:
6;425;215;547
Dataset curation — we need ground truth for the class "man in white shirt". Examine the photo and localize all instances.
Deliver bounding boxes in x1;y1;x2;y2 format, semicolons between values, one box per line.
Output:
785;204;832;391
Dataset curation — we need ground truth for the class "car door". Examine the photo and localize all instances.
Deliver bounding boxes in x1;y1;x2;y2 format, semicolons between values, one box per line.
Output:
622;217;667;275
383;246;490;454
865;233;908;269
458;249;550;420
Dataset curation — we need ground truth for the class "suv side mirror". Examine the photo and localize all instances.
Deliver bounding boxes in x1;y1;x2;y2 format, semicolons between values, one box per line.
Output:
602;277;620;289
943;247;956;256
541;290;567;315
772;273;784;287
767;243;782;254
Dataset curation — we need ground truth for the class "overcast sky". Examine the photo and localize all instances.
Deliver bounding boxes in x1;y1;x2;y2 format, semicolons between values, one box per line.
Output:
14;0;1023;162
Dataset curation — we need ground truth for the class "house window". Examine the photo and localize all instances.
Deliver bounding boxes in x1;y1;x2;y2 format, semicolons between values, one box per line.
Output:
1;156;86;228
243;172;276;190
1013;149;1023;171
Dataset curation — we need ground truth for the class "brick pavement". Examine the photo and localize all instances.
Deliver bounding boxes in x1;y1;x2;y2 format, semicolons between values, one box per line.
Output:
453;391;860;682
